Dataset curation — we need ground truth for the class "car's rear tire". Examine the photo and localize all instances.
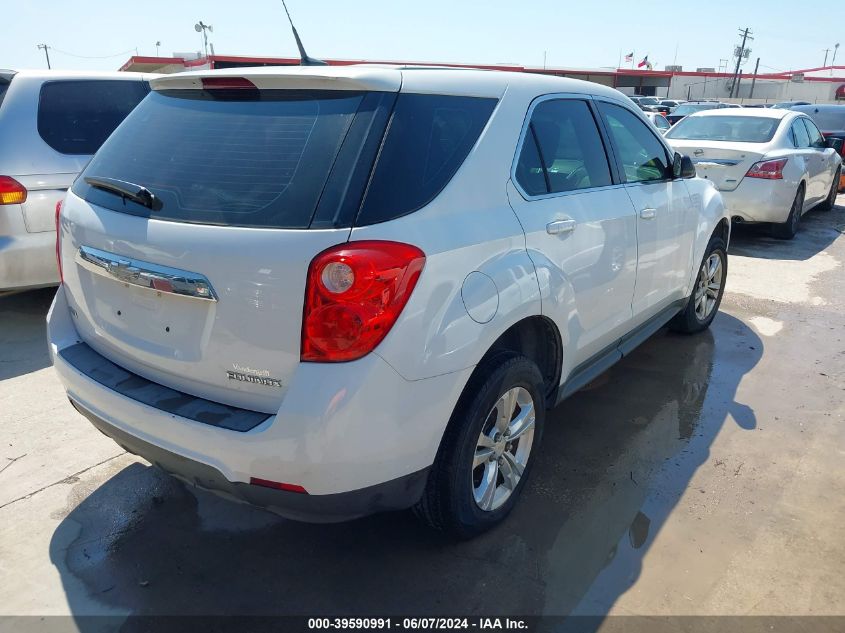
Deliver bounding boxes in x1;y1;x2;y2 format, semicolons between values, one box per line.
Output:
818;168;841;211
414;352;545;539
669;235;727;335
772;185;805;240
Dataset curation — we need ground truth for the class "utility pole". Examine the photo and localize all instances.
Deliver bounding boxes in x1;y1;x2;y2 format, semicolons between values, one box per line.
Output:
730;28;753;98
749;57;760;99
37;43;51;69
823;48;830;67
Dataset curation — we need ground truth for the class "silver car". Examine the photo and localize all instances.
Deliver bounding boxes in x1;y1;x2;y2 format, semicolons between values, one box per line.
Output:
0;70;151;292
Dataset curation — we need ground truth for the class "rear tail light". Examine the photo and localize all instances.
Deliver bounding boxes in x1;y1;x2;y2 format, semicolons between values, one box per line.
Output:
0;176;26;205
746;158;787;180
55;200;63;283
301;241;426;362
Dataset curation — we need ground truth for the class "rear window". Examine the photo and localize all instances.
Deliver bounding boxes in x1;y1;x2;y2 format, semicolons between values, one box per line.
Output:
73;89;496;229
673;104;718;116
666;115;780;143
38;80;149;155
795;107;845;132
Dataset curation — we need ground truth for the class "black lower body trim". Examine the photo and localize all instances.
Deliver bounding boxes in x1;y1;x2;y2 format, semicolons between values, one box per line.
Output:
60;342;270;432
70;398;429;523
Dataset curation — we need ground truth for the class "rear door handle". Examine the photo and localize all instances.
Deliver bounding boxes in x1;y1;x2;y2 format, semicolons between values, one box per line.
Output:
640;208;657;219
546;219;577;235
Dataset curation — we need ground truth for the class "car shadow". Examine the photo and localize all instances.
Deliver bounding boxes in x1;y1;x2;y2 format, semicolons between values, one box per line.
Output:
729;198;845;261
0;287;56;380
48;312;761;628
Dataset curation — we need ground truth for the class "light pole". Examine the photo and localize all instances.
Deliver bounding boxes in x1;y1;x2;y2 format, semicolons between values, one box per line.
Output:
156;41;161;56
833;43;841;67
37;43;51;69
195;21;213;58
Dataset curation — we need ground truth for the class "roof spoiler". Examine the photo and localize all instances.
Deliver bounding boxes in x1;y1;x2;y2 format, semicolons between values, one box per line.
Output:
149;68;401;93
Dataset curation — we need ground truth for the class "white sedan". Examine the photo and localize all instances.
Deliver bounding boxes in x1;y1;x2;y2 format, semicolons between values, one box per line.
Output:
665;108;842;238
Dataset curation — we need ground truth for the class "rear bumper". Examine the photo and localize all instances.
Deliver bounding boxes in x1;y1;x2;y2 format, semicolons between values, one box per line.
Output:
719;178;795;224
71;397;429;523
0;230;59;291
47;285;471;517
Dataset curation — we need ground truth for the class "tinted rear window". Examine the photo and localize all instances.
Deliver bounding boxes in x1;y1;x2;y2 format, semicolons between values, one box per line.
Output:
38;80;149;155
0;80;10;109
666;115;781;143
74;90;495;229
356;94;497;225
75;90;373;229
795;107;845;132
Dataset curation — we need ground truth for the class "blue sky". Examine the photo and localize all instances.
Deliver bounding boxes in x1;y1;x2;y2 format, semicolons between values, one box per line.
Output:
4;1;839;74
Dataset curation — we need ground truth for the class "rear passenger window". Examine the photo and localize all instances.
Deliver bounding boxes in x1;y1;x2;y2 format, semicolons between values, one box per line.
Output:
38;80;149;155
791;120;811;148
598;102;671;183
356;94;497;225
514;99;612;196
802;118;825;148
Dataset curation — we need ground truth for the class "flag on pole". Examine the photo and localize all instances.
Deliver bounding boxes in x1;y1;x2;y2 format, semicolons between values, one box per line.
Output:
637;55;649;68
624;52;634;62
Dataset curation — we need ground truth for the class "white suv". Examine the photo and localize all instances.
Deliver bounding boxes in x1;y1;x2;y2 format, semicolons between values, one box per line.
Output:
48;66;729;537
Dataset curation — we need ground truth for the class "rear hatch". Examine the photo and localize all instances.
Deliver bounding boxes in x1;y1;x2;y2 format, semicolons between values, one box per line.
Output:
60;69;401;413
668;140;765;191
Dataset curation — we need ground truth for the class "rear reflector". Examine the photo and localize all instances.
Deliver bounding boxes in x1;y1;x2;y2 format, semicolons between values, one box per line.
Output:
746;158;787;180
249;477;308;494
0;176;26;205
201;77;257;90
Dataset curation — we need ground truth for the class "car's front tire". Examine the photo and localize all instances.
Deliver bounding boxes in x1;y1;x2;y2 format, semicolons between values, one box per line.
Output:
670;235;727;334
414;352;546;539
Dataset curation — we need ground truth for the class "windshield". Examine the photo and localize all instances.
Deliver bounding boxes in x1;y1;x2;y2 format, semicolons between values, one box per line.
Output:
640;97;659;105
673;104;719;116
666;115;781;142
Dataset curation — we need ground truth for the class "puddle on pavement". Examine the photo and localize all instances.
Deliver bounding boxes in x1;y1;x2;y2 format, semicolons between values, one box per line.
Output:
50;313;762;618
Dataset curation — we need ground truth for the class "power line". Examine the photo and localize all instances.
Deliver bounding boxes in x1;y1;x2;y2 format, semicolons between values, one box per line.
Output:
49;46;138;59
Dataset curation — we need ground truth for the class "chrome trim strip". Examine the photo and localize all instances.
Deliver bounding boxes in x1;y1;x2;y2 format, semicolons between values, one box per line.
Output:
75;245;218;302
692;158;741;166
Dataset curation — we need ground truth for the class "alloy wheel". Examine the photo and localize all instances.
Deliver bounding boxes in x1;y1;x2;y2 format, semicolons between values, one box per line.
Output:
472;387;536;511
694;253;723;321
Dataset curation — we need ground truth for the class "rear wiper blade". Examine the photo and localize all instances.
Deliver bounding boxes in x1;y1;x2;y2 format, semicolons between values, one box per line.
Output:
84;176;162;211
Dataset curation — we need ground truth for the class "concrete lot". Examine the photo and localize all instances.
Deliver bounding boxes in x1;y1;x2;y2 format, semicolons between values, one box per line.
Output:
1;200;843;621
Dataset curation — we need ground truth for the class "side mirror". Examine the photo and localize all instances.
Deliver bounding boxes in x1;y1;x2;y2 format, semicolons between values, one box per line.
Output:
673;152;697;179
825;137;844;154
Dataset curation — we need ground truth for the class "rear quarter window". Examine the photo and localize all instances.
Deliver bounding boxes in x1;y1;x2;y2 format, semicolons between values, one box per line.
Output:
355;94;497;225
38;80;149;155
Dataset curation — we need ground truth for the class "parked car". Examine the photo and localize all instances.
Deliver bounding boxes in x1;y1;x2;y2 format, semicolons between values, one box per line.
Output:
666;101;730;125
49;66;729;537
0;70;151;293
792;104;845;191
660;99;685;112
629;95;670;115
645;111;672;134
666;108;841;239
772;101;812;109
